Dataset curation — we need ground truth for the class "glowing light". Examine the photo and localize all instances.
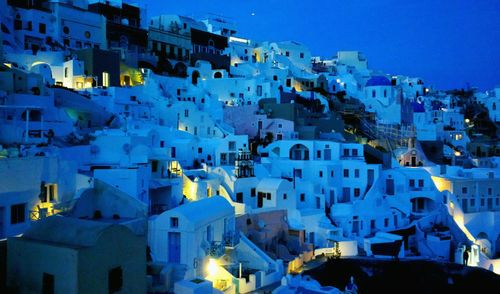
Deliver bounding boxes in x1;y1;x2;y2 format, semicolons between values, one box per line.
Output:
207;258;218;276
336;79;341;83
465;118;470;124
4;63;12;68
31;61;47;68
454;151;461;157
431;176;452;192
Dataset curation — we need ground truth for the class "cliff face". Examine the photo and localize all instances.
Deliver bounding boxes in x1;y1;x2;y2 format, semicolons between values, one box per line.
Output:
305;258;500;293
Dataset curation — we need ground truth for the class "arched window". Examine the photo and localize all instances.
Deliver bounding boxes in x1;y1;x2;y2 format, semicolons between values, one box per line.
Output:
214;72;222;79
208;39;215;53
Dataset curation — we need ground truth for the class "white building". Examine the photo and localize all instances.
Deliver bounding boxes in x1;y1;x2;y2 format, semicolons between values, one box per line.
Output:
148;196;236;280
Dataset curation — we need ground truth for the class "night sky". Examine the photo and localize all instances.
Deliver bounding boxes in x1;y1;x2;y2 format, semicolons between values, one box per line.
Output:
137;0;500;91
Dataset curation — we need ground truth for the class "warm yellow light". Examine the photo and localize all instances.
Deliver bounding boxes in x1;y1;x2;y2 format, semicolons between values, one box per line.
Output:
465;118;470;124
207;258;218;276
454;151;461;157
431;176;452;192
31;61;47;68
4;63;12;68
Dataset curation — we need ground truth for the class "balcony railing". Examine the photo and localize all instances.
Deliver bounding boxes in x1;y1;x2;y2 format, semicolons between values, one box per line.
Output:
207;241;225;258
340;155;364;160
223;231;240;248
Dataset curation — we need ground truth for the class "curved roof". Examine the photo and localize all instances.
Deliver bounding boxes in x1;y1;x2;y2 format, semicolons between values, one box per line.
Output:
170;196;233;226
23;216;116;248
366;76;391;87
257;178;288;192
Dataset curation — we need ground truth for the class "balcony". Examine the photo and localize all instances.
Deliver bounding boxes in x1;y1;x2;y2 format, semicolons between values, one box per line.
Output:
223;231;240;248
340;155;364;160
207;241;225;258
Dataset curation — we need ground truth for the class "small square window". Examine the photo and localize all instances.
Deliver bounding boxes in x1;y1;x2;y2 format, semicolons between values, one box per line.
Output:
39;23;46;34
170;217;179;228
11;203;25;224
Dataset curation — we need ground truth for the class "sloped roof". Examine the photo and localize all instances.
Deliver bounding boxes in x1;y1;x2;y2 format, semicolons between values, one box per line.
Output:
22;216;115;248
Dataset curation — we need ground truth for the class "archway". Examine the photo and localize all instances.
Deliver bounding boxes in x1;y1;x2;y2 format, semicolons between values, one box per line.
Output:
173;62;187;77
289;144;310;160
213;72;222;79
138;61;157;72
156;59;172;75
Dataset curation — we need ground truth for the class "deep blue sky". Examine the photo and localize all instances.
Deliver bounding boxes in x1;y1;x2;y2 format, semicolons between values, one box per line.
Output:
137;0;500;91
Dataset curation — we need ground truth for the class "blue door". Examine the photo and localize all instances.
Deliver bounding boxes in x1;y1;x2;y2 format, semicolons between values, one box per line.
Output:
168;232;181;263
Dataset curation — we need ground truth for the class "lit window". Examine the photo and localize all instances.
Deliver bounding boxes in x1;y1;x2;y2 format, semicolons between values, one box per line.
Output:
102;72;110;87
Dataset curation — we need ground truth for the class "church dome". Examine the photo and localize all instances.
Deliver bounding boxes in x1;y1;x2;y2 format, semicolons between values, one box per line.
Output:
366;76;392;87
